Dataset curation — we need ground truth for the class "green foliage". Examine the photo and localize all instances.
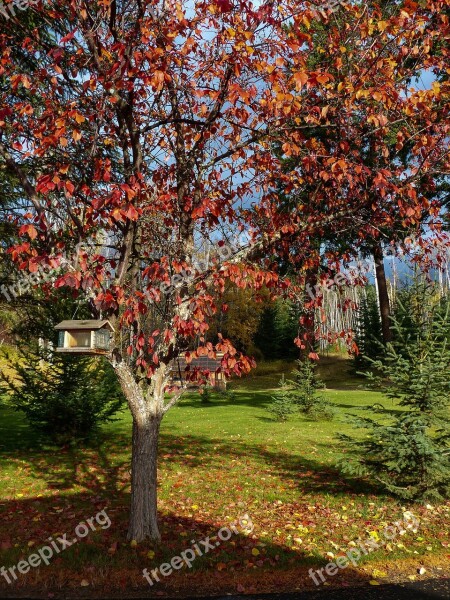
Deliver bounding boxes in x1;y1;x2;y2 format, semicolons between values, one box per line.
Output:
253;299;299;360
340;284;450;501
267;375;297;422
267;360;334;421
289;359;334;420
0;344;125;444
353;285;384;369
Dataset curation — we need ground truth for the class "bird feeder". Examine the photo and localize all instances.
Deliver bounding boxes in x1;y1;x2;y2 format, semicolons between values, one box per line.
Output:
55;320;114;355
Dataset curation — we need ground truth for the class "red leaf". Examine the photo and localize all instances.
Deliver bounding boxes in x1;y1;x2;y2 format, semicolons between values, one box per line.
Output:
125;205;139;221
19;224;38;240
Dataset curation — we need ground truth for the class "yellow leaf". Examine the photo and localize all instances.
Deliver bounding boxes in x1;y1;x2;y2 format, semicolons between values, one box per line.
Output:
130;539;138;548
73;130;82;142
251;548;260;556
369;580;380;585
80;579;89;587
147;550;155;559
372;569;387;578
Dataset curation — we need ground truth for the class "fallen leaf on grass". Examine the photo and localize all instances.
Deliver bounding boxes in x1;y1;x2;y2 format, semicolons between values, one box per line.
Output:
372;569;387;578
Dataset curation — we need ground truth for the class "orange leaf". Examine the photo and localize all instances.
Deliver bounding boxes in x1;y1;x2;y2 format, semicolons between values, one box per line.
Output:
19;224;38;240
293;71;308;90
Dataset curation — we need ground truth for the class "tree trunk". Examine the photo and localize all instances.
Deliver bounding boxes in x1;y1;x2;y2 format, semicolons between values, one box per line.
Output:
373;242;392;344
111;360;165;543
300;267;319;361
128;414;161;542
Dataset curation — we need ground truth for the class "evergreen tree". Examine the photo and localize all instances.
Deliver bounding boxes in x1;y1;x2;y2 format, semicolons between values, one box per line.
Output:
0;343;125;444
340;284;450;501
254;299;299;360
289;359;334;420
353;285;384;369
267;359;334;421
267;375;297;422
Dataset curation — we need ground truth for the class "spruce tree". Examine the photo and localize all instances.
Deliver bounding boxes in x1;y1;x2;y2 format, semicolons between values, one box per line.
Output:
267;359;334;422
0;343;125;444
289;359;334;420
267;375;297;422
340;283;450;501
353;284;384;370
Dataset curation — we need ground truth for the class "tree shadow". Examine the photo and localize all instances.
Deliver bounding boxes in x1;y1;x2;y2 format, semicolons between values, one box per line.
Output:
0;462;446;597
0;423;383;516
0;416;444;595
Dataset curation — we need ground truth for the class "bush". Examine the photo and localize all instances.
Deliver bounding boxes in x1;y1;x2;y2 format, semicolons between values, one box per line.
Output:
200;385;213;403
0;344;125;444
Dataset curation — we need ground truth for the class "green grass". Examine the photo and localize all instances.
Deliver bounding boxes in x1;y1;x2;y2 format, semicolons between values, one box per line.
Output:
0;356;448;592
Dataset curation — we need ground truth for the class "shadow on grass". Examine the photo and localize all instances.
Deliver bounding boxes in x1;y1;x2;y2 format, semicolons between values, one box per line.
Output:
0;408;383;511
0;444;378;596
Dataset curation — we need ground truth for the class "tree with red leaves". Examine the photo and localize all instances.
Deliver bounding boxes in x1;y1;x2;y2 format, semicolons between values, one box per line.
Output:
0;1;448;541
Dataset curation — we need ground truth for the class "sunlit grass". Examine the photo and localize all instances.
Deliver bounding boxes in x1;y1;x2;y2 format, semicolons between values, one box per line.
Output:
0;355;448;591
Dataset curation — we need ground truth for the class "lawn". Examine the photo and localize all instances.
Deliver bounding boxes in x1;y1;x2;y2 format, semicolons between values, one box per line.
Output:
0;356;448;596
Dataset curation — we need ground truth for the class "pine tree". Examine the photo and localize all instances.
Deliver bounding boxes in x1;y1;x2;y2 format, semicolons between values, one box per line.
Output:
353;284;384;370
340;284;450;501
267;375;297;422
289;359;334;420
0;342;125;444
267;359;334;422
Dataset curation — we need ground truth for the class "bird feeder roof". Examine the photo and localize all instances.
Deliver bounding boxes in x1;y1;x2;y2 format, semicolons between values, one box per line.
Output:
54;319;115;332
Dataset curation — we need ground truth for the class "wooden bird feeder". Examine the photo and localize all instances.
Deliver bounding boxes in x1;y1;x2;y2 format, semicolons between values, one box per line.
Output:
55;320;114;355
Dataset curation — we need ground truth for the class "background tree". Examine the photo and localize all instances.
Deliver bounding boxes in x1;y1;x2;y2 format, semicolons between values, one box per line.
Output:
353;284;384;369
253;298;300;360
207;282;269;356
273;0;450;349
